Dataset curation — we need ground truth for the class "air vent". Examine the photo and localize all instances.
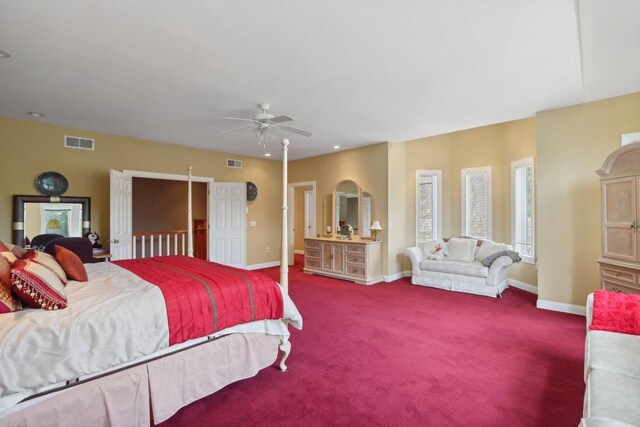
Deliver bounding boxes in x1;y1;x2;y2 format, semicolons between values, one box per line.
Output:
64;135;95;150
227;159;243;169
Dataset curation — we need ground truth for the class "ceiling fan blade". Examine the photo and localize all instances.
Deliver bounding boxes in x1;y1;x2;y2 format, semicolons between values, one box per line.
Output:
276;124;312;137
221;124;255;134
221;117;259;123
269;115;293;124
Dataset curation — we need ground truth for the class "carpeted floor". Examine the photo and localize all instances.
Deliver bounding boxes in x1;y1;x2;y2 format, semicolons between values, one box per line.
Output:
161;255;586;426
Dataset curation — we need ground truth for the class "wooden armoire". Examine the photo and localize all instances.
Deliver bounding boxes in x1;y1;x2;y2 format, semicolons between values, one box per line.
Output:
597;141;640;294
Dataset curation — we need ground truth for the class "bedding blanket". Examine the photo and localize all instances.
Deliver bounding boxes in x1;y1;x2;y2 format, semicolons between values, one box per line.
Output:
114;256;285;345
0;259;300;405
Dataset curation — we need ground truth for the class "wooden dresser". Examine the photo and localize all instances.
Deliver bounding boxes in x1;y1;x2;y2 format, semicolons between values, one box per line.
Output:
596;142;640;294
303;237;382;285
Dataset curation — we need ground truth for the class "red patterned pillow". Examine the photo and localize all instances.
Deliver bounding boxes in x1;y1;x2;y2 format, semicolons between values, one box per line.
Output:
0;241;17;265
0;256;21;313
25;249;68;284
54;246;88;282
11;260;67;310
6;243;27;260
590;290;640;335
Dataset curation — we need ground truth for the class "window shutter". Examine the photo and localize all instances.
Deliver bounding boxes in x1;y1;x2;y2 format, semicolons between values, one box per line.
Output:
418;175;435;242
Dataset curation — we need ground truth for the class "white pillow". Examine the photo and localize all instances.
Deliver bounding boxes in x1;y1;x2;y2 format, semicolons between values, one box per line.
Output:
446;238;478;262
475;240;512;261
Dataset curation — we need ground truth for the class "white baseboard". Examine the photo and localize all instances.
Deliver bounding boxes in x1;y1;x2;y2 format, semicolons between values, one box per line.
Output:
536;299;586;316
383;271;412;282
508;279;538;294
245;261;280;270
294;250;304;255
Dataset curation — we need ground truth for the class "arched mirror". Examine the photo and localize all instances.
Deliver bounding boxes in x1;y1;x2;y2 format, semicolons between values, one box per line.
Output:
332;180;362;237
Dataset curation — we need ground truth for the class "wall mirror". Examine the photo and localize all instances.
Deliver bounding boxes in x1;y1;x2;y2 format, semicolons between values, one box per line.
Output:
332;180;363;236
12;195;91;247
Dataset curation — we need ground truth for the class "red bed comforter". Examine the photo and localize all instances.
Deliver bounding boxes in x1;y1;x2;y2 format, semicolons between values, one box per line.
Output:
114;256;284;345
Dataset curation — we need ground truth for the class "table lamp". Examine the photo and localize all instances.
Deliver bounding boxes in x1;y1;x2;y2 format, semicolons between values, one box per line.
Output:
370;221;382;241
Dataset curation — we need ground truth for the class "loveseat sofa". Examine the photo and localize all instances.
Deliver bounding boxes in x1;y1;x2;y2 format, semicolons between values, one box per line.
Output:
581;292;640;426
404;237;518;298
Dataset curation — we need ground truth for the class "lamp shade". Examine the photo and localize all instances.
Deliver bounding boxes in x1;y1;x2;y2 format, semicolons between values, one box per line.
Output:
46;219;62;230
370;221;382;231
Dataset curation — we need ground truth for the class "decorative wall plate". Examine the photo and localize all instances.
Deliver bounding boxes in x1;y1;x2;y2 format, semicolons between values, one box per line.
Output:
246;181;258;201
35;171;69;196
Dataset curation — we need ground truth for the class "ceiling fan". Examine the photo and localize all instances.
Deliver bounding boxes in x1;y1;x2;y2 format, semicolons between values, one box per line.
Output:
222;104;312;146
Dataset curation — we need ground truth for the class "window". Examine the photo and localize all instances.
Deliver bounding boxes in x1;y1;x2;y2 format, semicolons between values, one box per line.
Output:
461;167;491;239
416;170;442;243
511;158;535;263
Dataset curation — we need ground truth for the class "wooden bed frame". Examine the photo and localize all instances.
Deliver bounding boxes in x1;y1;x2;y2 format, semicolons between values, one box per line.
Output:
0;139;294;426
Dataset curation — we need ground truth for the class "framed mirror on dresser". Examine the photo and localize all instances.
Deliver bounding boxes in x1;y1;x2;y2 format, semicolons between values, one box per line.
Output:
12;195;91;247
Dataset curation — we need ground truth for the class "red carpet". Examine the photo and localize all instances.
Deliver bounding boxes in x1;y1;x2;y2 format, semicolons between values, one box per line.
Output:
161;255;586;426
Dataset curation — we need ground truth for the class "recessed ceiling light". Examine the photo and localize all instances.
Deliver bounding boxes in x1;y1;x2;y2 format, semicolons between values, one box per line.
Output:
264;153;271;157
0;51;10;58
333;145;340;149
29;112;45;118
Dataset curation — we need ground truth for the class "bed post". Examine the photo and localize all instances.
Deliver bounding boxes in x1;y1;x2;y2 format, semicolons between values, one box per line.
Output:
187;166;194;257
280;139;289;292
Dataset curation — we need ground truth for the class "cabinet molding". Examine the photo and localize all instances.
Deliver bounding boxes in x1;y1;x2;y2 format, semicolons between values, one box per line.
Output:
303;237;382;285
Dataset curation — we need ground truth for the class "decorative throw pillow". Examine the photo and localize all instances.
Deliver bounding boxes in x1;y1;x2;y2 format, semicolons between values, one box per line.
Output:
0;241;17;265
24;249;68;284
446;238;478;262
418;241;440;260
475;240;512;262
5;243;27;260
590;290;640;336
0;256;21;313
0;279;22;313
11;260;67;310
55;245;88;282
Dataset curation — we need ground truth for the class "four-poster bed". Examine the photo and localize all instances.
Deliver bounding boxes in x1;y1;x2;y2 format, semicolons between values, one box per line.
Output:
0;140;300;426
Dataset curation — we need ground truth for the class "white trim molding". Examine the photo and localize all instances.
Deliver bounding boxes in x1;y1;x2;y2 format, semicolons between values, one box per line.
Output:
536;299;586;316
508;279;538;294
122;169;214;183
383;271;412;282
246;261;280;270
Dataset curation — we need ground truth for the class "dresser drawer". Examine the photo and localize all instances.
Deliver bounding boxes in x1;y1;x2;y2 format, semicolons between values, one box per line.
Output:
306;249;320;259
601;266;636;284
305;240;320;249
345;254;365;265
602;278;640;295
346;265;366;278
345;245;365;254
305;257;321;269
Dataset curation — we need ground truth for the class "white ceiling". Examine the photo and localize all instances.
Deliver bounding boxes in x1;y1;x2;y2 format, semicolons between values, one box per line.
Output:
0;0;638;160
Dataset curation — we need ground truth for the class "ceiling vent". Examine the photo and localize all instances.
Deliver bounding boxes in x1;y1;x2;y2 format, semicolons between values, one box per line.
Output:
64;135;95;150
227;159;243;169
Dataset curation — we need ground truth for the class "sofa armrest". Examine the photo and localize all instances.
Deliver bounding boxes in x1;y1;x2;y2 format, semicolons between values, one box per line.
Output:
404;247;424;276
486;255;514;286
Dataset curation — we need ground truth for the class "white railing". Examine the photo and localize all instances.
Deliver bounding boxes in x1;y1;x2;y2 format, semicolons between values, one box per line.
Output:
132;229;188;259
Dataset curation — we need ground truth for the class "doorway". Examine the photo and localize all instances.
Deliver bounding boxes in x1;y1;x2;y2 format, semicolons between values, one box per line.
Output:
288;181;317;265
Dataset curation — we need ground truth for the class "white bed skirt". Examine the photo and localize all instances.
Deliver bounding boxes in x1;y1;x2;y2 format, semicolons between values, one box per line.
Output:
0;333;280;427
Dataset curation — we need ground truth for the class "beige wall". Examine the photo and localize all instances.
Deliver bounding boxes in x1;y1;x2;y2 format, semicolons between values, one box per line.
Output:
0;116;283;266
289;143;389;274
401;118;538;285
537;92;640;306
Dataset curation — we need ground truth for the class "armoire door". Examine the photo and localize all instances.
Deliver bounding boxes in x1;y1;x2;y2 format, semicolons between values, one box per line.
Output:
601;177;637;262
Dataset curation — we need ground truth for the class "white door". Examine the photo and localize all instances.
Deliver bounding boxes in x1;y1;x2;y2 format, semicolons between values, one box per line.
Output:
210;183;246;268
110;170;132;260
304;190;316;238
